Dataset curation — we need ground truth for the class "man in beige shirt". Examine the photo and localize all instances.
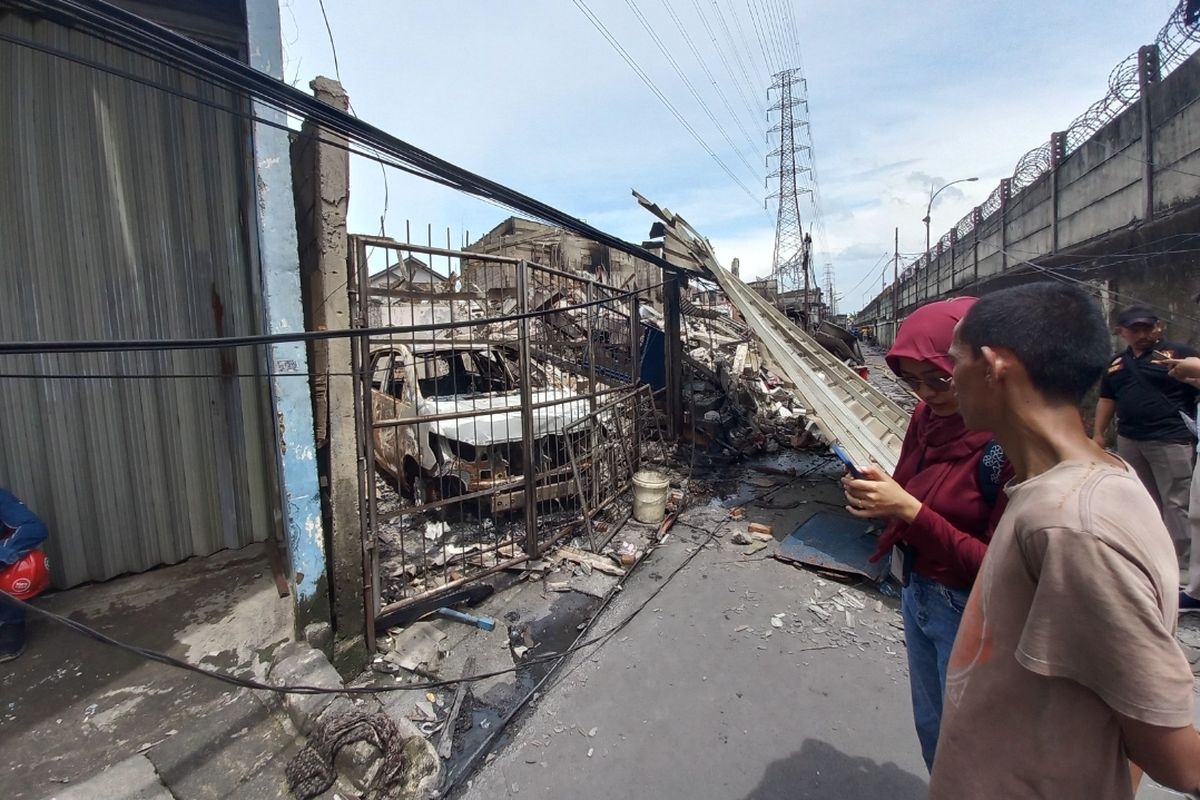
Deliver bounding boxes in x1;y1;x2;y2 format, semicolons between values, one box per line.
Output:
931;282;1200;799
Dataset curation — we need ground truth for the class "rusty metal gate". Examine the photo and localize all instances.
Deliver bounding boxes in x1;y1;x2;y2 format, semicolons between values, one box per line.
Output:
347;234;656;632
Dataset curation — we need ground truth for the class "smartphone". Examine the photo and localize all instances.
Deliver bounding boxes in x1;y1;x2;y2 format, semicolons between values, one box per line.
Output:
1151;349;1172;363
830;443;864;479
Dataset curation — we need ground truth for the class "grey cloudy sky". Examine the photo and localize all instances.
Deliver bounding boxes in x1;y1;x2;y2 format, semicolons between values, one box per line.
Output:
281;0;1179;311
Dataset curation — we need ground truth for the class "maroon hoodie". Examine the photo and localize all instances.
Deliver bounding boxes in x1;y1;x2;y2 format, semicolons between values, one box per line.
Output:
870;297;1010;589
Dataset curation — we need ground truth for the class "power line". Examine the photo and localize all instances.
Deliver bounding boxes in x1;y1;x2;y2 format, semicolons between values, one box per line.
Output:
657;0;763;160
620;0;762;182
0;281;659;356
692;0;767;123
992;250;1200;328
756;0;791;70
710;0;768;118
842;252;893;299
570;0;764;207
743;0;778;77
9;0;700;281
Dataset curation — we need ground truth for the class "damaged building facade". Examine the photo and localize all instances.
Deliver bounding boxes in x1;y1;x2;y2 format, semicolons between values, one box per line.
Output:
463;216;663;300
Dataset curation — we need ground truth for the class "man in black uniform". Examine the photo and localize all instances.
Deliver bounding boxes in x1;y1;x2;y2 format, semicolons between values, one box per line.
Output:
1093;304;1199;567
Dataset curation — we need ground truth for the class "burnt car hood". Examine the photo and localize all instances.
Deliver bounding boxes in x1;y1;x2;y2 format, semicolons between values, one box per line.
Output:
420;389;591;446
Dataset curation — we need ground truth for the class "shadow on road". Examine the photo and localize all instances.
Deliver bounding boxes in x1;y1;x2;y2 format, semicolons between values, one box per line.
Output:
740;739;928;800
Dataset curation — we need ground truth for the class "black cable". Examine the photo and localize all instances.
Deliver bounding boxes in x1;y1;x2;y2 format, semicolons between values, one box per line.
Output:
659;0;762;147
624;0;763;177
569;0;764;207
0;282;660;355
9;0;699;280
700;0;767;124
0;515;729;696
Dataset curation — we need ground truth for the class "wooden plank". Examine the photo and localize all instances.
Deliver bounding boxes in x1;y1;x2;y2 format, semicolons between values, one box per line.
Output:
555;545;626;576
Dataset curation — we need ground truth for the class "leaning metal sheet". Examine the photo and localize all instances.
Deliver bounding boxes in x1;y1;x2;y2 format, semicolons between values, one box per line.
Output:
775;511;890;584
633;192;906;474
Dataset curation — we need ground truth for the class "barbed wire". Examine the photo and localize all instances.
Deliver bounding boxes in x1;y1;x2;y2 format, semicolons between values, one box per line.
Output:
865;1;1200;310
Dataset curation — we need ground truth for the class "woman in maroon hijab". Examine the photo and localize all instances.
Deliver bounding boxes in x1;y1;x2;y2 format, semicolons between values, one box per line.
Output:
842;296;1009;772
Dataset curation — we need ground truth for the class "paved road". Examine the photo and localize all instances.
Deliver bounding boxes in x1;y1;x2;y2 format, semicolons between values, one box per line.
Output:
460;484;929;800
459;472;1199;800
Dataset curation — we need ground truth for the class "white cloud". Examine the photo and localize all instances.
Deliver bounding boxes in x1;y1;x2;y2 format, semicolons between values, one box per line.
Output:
285;0;1179;313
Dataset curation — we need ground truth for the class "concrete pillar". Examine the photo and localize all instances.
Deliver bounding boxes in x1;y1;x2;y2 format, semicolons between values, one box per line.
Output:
247;1;331;637
1138;44;1160;222
292;77;365;673
972;207;982;289
1050;131;1066;253
949;229;958;291
999;179;1012;273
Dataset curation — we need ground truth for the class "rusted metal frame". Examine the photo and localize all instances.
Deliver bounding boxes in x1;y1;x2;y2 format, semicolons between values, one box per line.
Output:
438;224;454;592
403;224;432;585
367;336;515;349
351;234;522;265
377;555;528;618
628;293;642;470
606;399;638;491
564;421;597;551
515;260;540;558
350;235;381;645
526;260;613;289
563;387;643;548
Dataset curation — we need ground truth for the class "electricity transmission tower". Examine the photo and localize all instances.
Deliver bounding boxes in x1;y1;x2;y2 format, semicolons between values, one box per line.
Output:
824;262;837;317
767;68;813;301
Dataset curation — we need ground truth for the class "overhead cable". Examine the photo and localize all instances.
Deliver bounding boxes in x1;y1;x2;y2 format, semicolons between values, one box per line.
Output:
12;0;698;278
687;0;766;122
570;0;764;207
656;0;764;160
620;0;762;180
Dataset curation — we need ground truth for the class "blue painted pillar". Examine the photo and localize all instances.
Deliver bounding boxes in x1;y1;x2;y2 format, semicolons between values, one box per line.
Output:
246;0;331;633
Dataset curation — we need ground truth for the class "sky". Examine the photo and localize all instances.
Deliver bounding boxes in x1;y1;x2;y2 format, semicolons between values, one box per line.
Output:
280;0;1181;313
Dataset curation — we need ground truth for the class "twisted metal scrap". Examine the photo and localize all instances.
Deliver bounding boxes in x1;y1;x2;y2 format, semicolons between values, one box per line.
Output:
286;711;408;800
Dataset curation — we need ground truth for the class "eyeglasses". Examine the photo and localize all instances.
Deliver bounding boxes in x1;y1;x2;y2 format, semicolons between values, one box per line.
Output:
899;374;954;392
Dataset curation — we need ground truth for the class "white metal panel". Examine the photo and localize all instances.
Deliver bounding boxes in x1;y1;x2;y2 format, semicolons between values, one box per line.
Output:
0;12;276;587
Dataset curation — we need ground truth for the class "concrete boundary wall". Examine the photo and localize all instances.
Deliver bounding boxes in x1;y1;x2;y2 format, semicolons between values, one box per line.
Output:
859;47;1200;346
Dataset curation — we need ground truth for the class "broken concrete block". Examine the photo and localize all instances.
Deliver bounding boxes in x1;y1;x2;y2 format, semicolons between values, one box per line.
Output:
748;522;774;540
730;528;752;545
268;644;344;734
303;622;333;656
334;739;383;795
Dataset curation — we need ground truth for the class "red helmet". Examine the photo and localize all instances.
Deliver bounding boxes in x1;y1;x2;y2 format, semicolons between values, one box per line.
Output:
0;549;50;600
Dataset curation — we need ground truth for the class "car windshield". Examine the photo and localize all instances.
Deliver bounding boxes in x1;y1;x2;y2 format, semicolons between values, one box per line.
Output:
415;350;516;399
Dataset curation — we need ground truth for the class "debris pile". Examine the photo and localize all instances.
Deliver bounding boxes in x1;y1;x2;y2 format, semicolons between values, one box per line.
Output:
645;300;821;458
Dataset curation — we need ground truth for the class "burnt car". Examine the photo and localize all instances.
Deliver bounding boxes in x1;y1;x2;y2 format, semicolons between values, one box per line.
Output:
369;343;591;512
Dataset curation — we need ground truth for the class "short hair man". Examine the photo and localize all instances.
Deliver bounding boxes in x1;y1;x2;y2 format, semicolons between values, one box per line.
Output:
1093;305;1199;565
1164;355;1200;613
932;283;1200;799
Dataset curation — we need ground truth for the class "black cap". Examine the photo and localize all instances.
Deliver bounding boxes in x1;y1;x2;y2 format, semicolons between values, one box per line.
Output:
1116;304;1158;327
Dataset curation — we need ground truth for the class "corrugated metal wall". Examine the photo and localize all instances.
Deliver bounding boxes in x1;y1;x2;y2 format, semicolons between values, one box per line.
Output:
0;11;277;587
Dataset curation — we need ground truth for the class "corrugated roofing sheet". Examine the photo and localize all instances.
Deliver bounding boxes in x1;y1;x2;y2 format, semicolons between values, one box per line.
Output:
0;12;276;587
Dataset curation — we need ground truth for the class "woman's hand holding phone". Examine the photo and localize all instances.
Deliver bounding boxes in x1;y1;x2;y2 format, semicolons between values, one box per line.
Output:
841;463;923;523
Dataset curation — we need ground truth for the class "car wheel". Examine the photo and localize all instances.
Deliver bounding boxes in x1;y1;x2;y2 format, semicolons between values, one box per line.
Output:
412;473;428;508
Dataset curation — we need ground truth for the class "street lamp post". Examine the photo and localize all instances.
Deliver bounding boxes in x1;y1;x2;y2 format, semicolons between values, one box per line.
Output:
923;176;978;279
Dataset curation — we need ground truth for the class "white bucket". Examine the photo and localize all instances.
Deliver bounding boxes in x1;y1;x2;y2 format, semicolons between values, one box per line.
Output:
631;470;671;524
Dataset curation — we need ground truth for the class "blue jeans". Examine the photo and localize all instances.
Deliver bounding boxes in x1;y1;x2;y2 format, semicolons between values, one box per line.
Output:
0;595;23;626
902;572;970;772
